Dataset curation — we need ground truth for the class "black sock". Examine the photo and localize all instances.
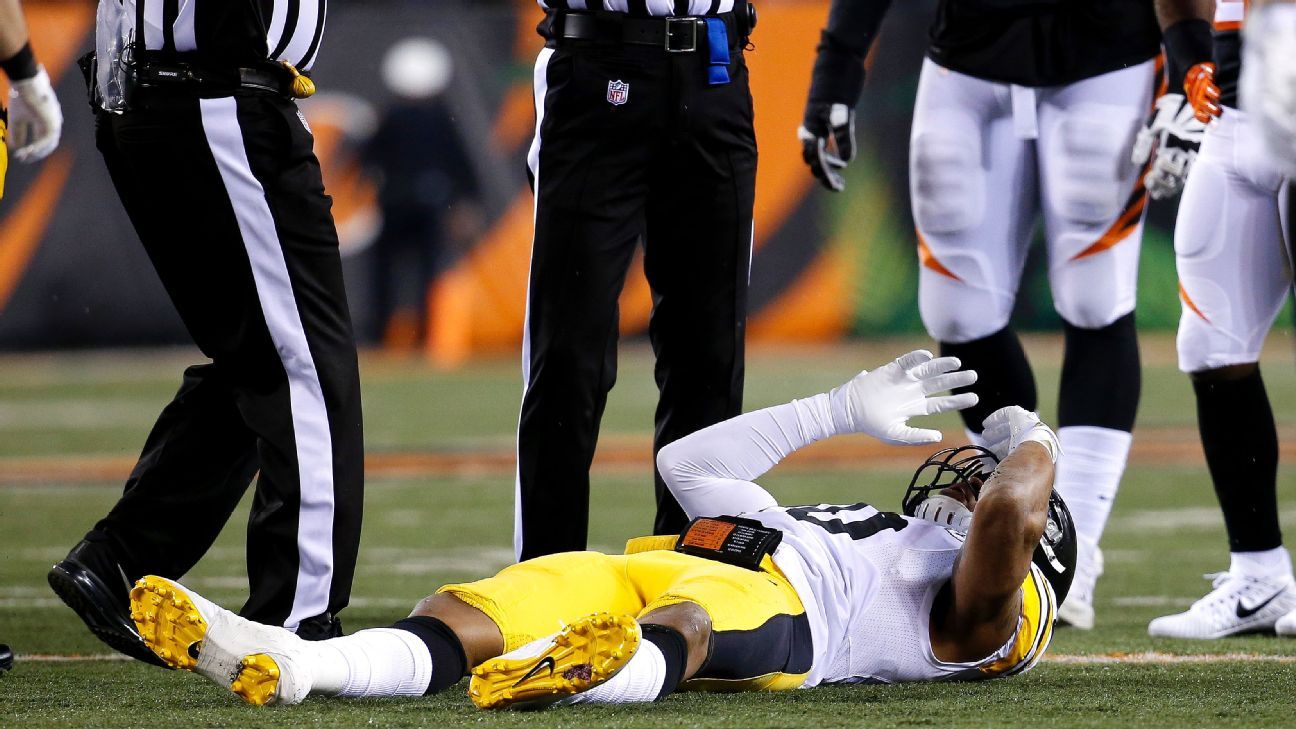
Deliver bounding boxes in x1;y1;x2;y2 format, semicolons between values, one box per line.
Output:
640;624;688;699
391;616;468;695
1058;313;1141;431
1193;370;1282;552
939;326;1037;433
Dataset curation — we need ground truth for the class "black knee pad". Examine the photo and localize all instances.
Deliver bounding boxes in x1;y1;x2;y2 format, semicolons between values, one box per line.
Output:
1058;312;1140;432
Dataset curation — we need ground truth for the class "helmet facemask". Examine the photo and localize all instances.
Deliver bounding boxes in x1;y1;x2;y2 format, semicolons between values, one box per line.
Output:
901;445;997;533
901;445;1079;605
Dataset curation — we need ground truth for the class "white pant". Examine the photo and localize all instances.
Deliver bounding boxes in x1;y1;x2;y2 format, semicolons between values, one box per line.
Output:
911;58;1155;343
1175;109;1292;373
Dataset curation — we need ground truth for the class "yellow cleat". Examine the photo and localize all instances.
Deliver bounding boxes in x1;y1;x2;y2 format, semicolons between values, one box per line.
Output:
233;654;285;707
129;575;206;672
468;612;640;710
128;575;311;706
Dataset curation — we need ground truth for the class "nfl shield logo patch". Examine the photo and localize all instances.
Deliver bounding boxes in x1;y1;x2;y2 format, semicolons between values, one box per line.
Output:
607;80;630;106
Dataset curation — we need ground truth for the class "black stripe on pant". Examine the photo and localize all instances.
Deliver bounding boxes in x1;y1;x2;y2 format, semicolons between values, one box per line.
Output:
515;31;756;560
91;92;363;629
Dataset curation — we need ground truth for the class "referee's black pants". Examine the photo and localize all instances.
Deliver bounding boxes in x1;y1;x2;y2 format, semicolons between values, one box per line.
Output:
516;19;756;559
88;92;363;629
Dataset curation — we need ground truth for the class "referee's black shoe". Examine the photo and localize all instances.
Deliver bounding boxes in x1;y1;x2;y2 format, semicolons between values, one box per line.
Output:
48;539;168;668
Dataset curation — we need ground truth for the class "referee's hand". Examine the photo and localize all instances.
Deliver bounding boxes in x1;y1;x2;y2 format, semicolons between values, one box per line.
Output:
798;102;855;192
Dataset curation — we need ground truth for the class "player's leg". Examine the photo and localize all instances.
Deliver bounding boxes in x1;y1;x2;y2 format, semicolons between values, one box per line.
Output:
132;551;642;704
911;58;1040;434
515;43;657;559
472;549;810;708
642;47;755;536
1036;59;1156;628
1149;112;1296;638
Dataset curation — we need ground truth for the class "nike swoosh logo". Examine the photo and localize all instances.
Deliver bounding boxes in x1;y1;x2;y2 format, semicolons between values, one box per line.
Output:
1236;590;1286;618
513;655;556;687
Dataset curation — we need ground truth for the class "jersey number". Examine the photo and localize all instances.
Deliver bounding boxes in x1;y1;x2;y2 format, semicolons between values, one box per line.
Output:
785;503;907;541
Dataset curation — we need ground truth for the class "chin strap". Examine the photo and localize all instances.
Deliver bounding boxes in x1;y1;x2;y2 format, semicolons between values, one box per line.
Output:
914;494;973;532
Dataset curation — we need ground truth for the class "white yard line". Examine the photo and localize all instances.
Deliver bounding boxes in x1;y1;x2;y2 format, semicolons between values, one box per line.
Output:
1045;652;1296;665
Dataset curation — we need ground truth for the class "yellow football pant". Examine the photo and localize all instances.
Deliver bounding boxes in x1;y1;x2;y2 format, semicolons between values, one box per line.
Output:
439;542;812;691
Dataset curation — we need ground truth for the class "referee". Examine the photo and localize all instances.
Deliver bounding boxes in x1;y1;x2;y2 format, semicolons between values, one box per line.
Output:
516;1;758;559
49;1;364;663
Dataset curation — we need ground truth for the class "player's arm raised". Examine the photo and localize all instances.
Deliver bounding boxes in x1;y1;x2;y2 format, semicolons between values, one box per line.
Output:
659;350;977;519
798;0;895;192
938;407;1060;661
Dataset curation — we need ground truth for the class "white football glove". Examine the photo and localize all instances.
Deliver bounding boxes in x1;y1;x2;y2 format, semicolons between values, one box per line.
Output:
828;349;978;445
798;102;855;192
1242;3;1296;179
1131;93;1206;200
8;66;63;163
980;406;1060;464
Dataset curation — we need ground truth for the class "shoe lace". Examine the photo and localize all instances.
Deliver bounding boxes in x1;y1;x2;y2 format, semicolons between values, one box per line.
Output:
1191;571;1279;616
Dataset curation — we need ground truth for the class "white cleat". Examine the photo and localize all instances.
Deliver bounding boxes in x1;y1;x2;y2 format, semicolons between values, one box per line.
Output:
130;575;314;705
1148;571;1296;639
1057;540;1102;630
1277;609;1296;637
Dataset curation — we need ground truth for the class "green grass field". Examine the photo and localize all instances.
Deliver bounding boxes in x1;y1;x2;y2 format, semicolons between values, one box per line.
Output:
2;335;1295;727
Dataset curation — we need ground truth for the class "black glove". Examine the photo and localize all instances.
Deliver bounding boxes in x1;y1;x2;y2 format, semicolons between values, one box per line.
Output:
800;31;866;192
799;102;856;192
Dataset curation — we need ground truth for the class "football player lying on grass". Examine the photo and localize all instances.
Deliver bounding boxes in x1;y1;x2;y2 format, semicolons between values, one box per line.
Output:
129;351;1075;708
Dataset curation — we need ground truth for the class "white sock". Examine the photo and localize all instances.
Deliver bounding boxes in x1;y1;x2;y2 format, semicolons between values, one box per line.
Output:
1230;547;1295;582
1054;426;1133;546
310;628;433;698
565;637;666;705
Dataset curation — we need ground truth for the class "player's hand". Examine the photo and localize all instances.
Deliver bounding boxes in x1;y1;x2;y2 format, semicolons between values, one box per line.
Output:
980;406;1060;464
1185;62;1222;123
798;102;855;192
1242;4;1296;178
8;66;62;162
829;350;978;445
1131;93;1206;200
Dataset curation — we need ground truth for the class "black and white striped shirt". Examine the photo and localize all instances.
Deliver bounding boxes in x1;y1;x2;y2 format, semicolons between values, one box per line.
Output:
126;0;327;71
536;0;736;15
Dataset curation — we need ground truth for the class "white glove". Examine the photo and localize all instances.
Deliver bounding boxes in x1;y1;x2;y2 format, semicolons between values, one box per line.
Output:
1131;93;1206;200
828;349;978;445
8;66;63;162
1242;4;1296;178
980;406;1060;464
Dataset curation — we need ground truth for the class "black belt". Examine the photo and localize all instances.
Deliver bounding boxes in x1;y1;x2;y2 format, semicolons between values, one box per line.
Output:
135;58;295;97
555;12;732;53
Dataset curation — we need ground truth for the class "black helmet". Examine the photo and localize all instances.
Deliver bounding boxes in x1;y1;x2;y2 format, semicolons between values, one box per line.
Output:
902;445;1078;605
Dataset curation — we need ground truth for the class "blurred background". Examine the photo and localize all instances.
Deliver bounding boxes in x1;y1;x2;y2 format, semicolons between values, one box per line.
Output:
0;0;1227;363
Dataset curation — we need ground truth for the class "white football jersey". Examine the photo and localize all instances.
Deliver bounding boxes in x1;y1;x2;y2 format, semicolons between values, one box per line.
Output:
657;392;1057;690
745;502;1055;688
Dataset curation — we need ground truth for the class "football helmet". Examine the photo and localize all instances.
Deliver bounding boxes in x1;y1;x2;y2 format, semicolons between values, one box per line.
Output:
902;446;1078;604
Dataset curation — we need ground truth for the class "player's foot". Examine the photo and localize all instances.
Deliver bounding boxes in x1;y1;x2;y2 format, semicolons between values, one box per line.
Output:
1057;540;1103;630
1148;571;1296;639
1276;608;1296;637
48;539;167;668
130;575;313;705
469;612;640;710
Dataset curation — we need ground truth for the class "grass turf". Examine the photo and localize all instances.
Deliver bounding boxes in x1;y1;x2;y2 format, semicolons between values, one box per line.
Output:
2;335;1295;725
